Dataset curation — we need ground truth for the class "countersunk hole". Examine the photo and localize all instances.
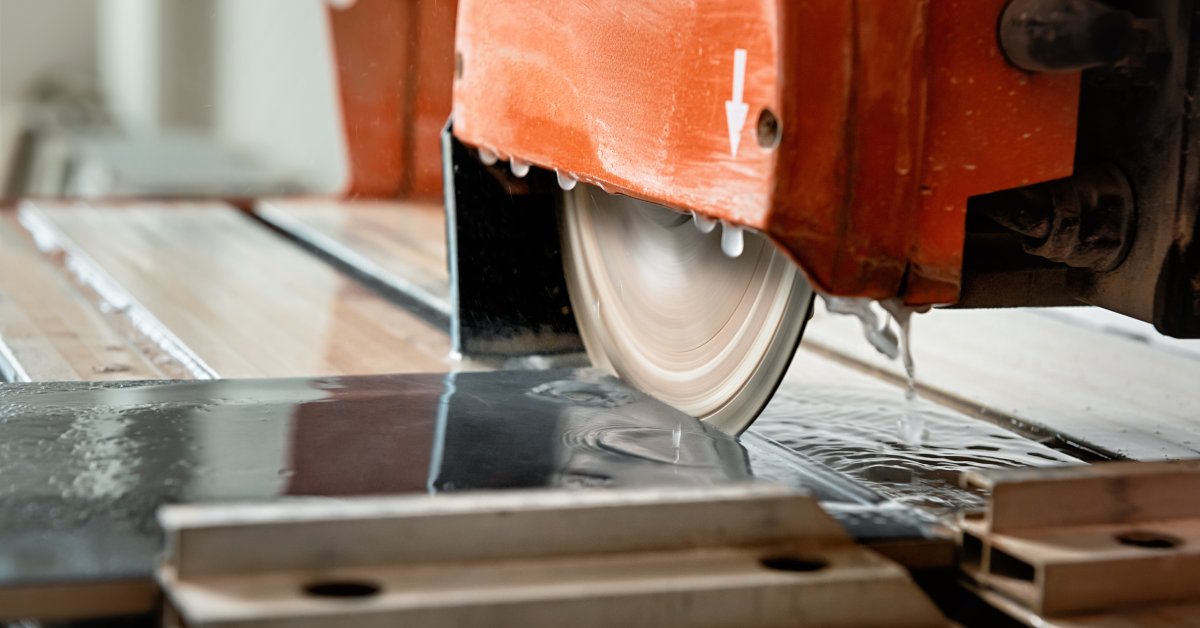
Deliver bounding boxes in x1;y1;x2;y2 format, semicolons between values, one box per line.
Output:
303;580;382;599
759;555;828;573
1115;530;1183;549
756;108;781;150
454;51;464;79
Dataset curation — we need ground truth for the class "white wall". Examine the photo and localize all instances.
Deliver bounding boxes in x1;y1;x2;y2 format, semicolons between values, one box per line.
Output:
211;0;347;192
1;0;347;193
97;0;159;130
0;0;98;104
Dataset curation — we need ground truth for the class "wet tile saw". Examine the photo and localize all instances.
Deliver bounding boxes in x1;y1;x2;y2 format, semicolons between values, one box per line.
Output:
443;0;1200;432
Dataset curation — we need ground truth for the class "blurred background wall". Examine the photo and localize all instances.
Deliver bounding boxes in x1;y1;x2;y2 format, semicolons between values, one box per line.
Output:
0;0;348;196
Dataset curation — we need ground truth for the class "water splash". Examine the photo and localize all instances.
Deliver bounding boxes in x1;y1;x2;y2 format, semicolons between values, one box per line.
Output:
821;296;928;445
753;384;1082;517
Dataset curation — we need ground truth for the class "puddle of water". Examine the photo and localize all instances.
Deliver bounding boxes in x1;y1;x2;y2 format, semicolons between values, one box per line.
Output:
752;383;1082;517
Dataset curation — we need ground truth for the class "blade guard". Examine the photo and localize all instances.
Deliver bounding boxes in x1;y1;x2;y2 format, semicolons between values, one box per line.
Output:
451;0;1079;305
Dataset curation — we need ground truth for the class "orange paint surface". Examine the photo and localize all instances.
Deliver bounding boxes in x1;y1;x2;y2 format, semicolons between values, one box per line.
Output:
329;0;457;199
452;0;1079;304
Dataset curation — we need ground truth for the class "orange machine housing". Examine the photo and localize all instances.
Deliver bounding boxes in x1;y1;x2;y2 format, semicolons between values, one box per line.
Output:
328;0;457;199
451;0;1082;305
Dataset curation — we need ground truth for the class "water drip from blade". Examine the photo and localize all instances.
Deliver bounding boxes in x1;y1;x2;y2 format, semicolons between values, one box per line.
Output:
822;296;928;445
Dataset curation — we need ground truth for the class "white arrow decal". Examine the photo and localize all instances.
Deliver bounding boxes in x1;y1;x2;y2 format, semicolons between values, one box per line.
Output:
725;48;749;158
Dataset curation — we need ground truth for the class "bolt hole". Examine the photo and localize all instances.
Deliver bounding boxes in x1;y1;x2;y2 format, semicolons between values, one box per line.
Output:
303;579;382;599
454;52;464;80
759;555;828;573
1115;530;1183;549
756;108;781;150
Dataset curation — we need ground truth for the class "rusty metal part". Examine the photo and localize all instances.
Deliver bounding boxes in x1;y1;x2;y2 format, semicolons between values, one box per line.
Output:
328;0;456;199
974;165;1135;272
959;460;1200;618
159;485;945;627
560;185;812;434
999;0;1136;73
959;0;1200;337
451;0;1080;306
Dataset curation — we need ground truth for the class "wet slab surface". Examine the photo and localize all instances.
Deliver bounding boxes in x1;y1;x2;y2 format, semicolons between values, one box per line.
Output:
0;369;934;597
756;383;1083;517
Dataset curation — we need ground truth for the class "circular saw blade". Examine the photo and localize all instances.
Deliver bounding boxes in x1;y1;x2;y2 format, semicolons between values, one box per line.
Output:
561;185;813;434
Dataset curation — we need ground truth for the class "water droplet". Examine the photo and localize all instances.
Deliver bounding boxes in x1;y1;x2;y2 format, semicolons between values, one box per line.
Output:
478;148;498;166
510;158;530;178
556;170;578;190
692;212;716;233
720;221;744;257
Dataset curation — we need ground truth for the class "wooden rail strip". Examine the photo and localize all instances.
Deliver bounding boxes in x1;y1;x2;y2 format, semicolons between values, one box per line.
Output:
20;200;454;378
0;211;166;381
255;198;450;319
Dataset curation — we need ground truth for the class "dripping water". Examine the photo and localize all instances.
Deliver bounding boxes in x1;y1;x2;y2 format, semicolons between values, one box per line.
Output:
556;170;578;190
822;296;899;359
692;212;717;233
821;296;927;445
886;303;924;446
720;221;744;257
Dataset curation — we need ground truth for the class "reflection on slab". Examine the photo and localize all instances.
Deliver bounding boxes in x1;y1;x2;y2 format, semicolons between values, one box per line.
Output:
0;369;947;601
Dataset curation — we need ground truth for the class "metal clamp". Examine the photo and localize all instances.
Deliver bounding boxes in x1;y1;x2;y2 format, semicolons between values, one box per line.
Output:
159;484;943;627
959;461;1200;618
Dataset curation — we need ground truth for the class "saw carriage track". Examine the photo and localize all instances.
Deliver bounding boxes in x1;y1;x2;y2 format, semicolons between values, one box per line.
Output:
2;199;1197;466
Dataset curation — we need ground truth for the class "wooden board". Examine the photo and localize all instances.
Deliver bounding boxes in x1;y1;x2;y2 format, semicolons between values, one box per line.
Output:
255;199;449;317
0;211;167;382
20;201;453;378
801;303;1200;461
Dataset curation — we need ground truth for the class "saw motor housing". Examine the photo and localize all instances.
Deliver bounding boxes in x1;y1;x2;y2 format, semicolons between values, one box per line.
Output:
444;0;1200;354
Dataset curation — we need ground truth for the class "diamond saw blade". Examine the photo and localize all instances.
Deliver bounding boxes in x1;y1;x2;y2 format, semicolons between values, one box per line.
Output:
561;185;814;434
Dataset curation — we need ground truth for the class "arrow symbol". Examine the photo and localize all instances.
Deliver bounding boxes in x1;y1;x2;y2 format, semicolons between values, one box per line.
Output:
724;48;749;158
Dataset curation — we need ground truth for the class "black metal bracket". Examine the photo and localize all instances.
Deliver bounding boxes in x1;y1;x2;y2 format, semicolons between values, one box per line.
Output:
441;121;584;356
